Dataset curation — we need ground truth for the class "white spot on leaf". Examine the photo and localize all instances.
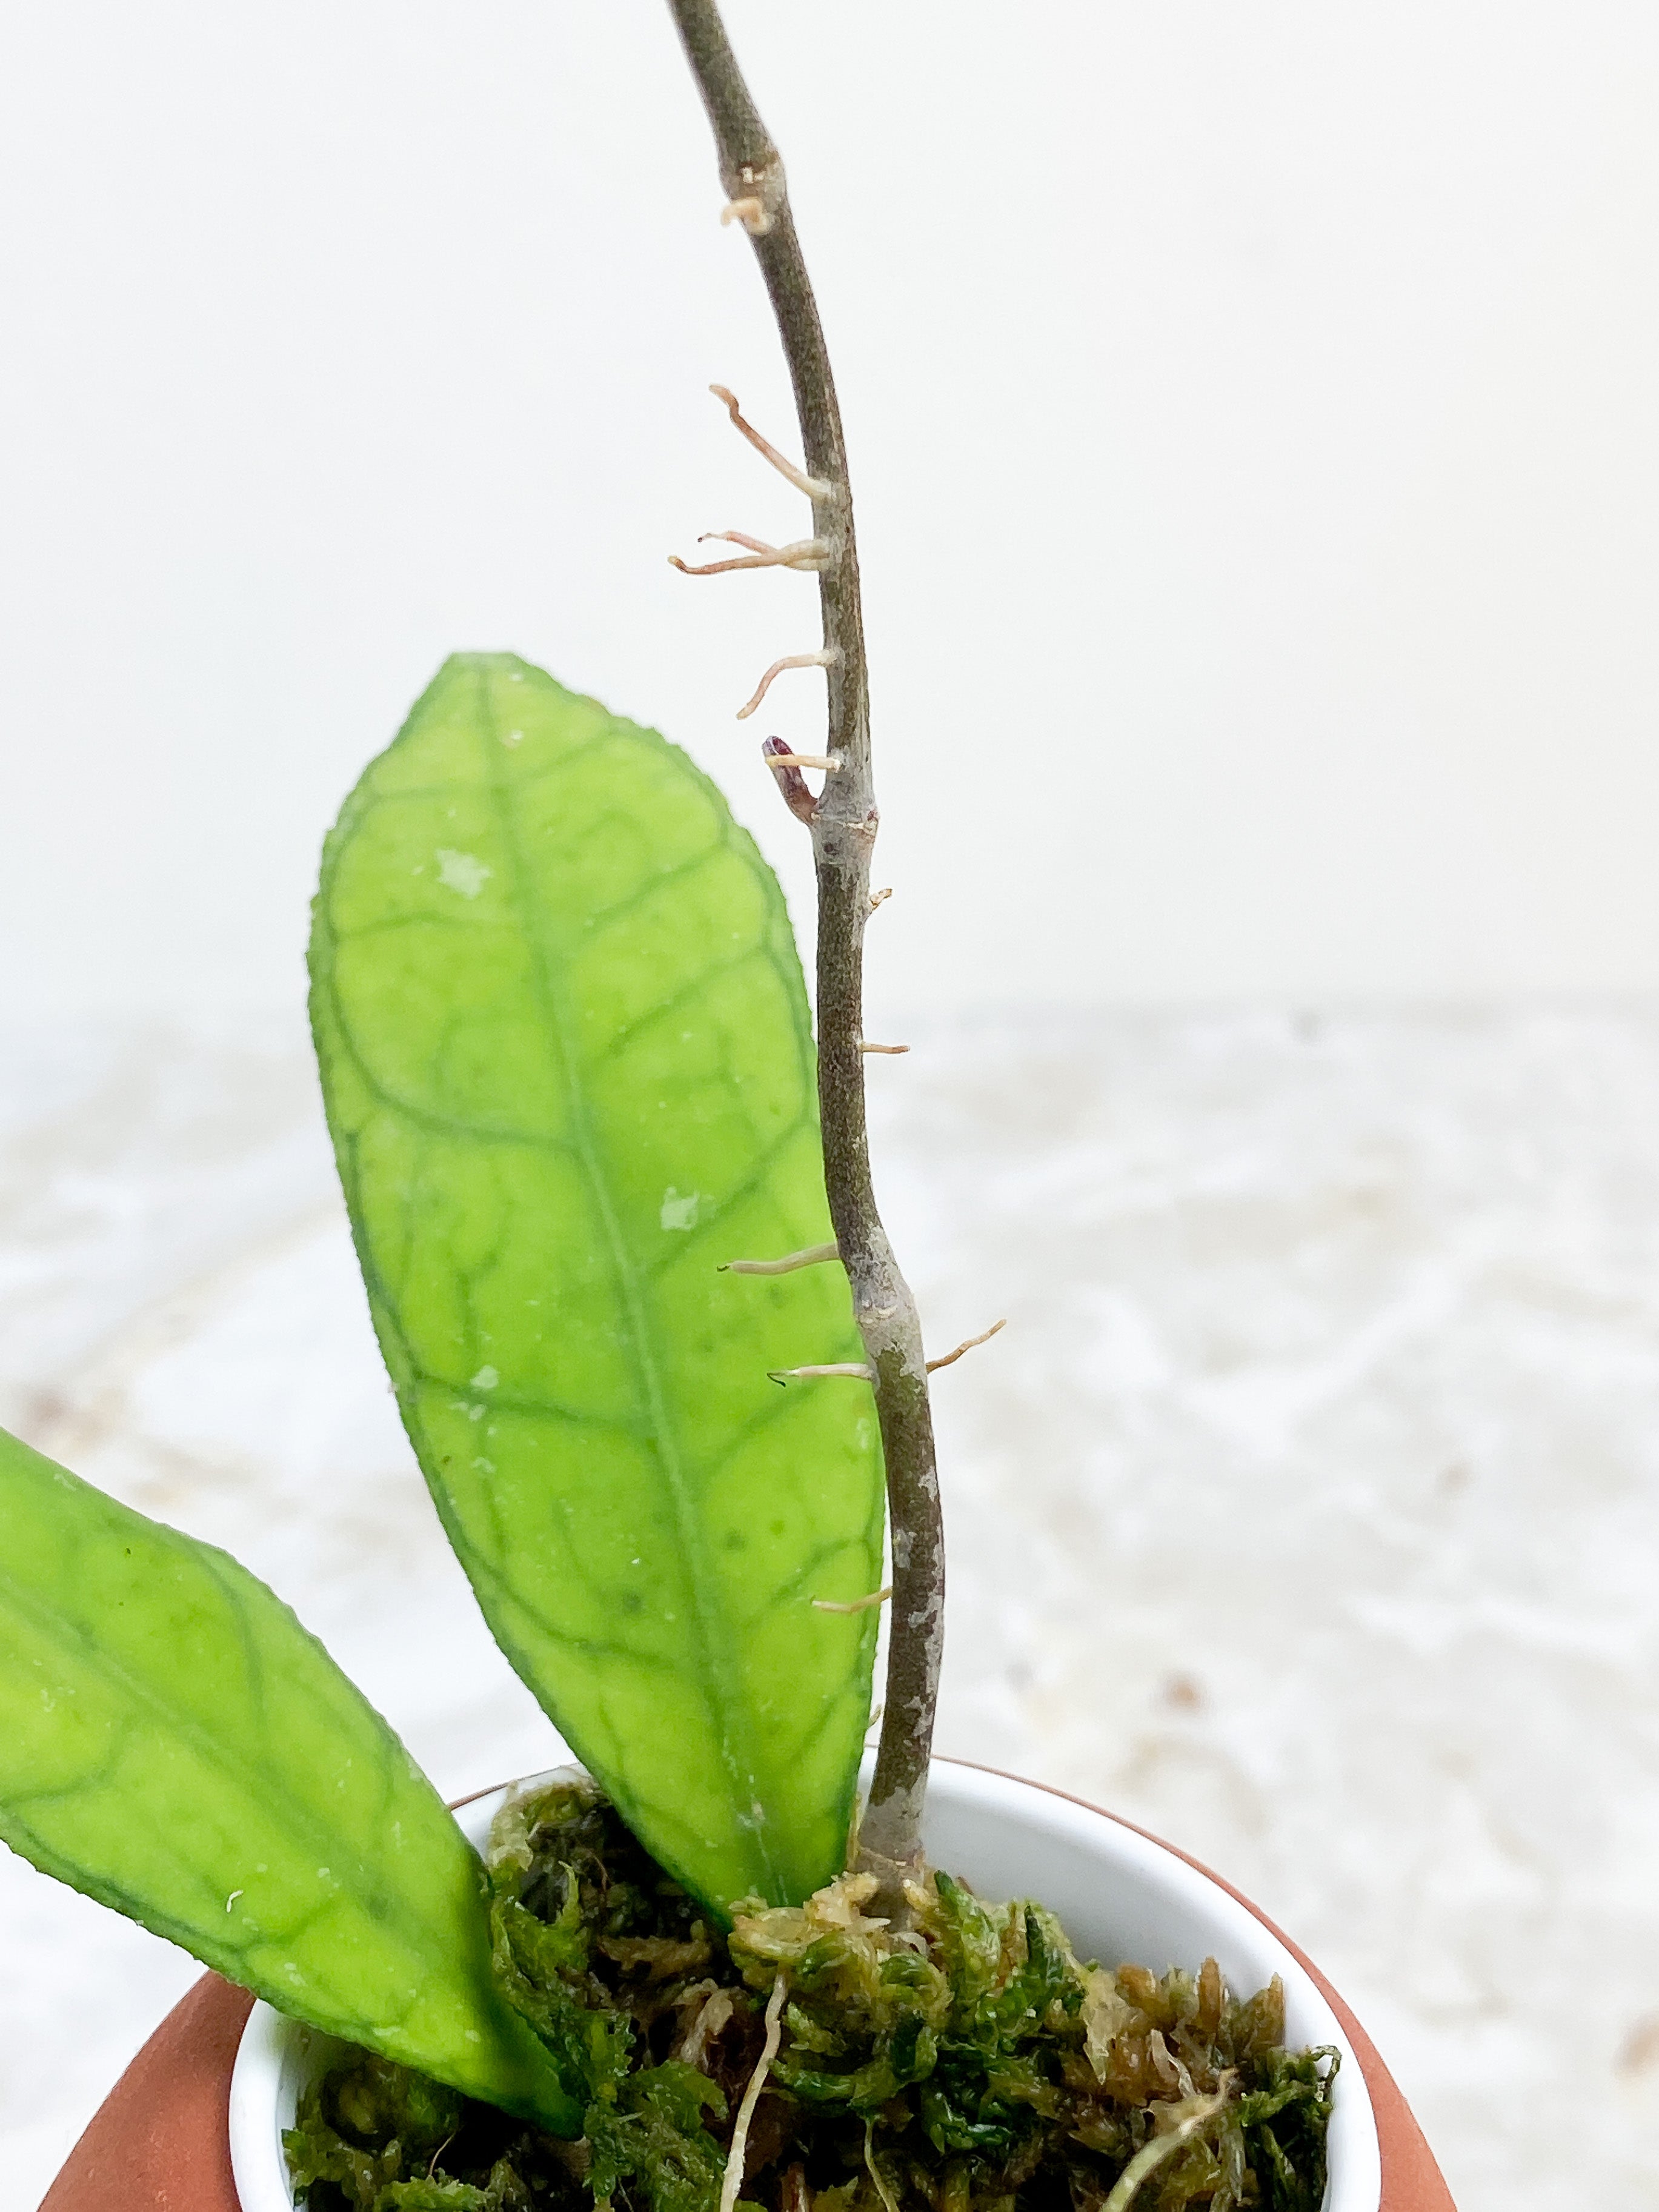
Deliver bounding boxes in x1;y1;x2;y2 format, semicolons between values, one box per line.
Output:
436;848;491;898
470;1364;499;1391
660;1187;701;1232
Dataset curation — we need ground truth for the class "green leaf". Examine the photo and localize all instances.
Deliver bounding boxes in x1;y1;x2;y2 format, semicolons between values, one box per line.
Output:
0;1425;579;2133
308;653;883;1913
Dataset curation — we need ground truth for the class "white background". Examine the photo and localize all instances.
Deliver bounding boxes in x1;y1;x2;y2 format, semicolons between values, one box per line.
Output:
3;1;1658;1025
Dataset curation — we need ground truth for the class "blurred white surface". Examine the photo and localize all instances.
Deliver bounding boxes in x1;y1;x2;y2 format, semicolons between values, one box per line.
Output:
7;1009;1659;2207
2;1;1659;1020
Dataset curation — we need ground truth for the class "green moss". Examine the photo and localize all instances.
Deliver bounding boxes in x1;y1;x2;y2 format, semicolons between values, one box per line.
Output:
285;1781;1335;2212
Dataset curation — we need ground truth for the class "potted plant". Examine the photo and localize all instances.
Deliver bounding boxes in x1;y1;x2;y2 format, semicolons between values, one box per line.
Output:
7;7;1452;2210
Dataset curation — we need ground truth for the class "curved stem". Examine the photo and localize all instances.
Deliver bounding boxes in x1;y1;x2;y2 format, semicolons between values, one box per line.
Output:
666;0;943;1905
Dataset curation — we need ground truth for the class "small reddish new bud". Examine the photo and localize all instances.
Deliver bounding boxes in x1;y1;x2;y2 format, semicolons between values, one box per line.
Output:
762;736;819;824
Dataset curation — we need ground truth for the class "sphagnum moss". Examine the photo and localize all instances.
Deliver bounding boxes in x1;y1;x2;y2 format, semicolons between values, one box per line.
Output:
285;1781;1335;2212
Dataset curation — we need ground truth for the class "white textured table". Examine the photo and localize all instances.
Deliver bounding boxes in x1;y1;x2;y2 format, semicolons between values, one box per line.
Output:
7;1007;1658;2211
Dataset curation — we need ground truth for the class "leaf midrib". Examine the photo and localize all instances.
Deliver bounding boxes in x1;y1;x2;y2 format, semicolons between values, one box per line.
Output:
469;663;782;1899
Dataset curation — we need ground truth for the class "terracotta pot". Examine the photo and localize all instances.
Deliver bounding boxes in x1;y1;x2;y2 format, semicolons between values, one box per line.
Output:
44;1761;1455;2212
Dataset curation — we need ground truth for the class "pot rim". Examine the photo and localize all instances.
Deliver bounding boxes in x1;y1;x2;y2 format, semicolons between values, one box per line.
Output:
229;1758;1380;2212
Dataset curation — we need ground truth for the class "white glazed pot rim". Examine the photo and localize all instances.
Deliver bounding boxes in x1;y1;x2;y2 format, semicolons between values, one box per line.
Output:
230;1759;1380;2212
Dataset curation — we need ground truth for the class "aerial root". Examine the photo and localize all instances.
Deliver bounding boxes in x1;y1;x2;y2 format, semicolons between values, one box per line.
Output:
719;195;771;235
1102;2083;1232;2212
719;1241;841;1277
770;1319;1006;1386
768;1360;875;1386
813;1584;893;1614
719;1975;790;2212
859;1040;909;1055
868;886;893;915
925;1318;1007;1374
669;531;828;577
736;649;835;720
863;2122;902;2212
709;384;833;501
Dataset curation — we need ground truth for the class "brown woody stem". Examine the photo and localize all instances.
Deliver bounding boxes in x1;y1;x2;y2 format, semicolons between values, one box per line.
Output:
667;0;943;1906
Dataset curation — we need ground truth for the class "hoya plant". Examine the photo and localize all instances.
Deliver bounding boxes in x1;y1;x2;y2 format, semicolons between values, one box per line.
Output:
0;8;1338;2210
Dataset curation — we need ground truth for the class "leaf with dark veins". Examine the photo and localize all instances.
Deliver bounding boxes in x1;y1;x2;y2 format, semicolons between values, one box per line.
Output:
0;1424;579;2131
308;653;883;1913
